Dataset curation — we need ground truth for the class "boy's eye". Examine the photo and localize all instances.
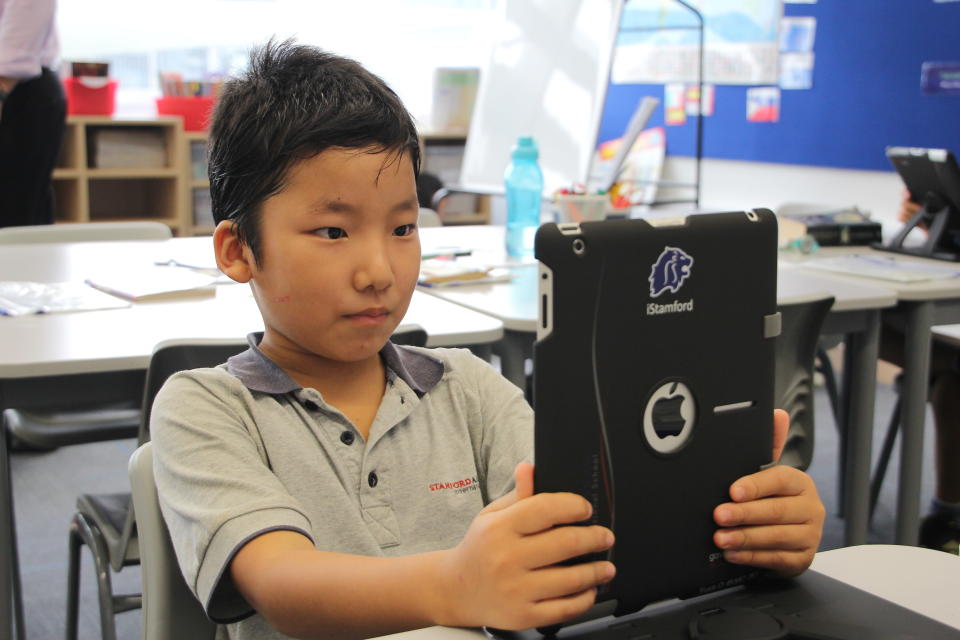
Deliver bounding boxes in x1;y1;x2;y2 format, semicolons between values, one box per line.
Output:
394;224;417;237
314;227;347;239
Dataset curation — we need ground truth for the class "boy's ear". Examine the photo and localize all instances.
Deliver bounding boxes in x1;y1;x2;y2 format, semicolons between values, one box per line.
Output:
213;220;254;283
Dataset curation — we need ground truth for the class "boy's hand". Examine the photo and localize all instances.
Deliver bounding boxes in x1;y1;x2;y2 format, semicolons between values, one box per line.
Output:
437;462;615;631
712;409;825;577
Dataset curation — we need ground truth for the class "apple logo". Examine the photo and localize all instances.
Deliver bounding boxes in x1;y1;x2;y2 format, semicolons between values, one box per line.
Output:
643;380;696;454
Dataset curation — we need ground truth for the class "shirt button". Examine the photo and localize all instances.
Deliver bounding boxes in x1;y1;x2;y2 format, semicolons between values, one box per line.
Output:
303;400;319;411
368;471;379;488
340;431;355;445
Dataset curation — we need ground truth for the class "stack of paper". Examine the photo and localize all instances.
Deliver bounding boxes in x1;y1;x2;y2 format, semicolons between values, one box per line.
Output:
85;267;219;302
804;255;960;283
418;259;512;287
0;281;130;316
92;129;167;169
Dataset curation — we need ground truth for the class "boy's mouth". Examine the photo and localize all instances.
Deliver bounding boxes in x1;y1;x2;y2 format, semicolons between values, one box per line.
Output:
345;307;389;326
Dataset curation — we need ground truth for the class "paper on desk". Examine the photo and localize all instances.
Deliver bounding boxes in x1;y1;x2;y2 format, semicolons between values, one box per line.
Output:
804;255;960;283
0;281;131;316
418;259;514;287
418;269;514;287
85;266;219;302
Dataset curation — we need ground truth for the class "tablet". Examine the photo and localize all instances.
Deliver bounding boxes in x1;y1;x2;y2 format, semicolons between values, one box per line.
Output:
885;146;960;212
532;210;780;618
881;147;960;261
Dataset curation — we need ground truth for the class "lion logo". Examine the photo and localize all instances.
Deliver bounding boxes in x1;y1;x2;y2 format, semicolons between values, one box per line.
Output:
649;246;694;298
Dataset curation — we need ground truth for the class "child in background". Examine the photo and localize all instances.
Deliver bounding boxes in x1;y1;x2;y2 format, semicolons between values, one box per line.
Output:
151;40;826;640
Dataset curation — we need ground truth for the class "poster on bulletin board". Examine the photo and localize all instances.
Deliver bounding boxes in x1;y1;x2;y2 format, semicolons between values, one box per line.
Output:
612;0;782;85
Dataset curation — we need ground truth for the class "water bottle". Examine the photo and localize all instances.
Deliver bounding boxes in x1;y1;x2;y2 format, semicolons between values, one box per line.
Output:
504;136;544;258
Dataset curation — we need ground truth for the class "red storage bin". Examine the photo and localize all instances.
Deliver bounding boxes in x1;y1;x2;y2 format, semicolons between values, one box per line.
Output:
64;77;117;115
156;96;216;131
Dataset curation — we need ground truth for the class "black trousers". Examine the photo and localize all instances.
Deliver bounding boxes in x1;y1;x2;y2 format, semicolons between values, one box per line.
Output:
0;67;67;227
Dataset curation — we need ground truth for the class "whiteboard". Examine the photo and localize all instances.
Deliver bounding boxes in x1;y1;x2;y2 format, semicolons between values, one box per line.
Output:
459;0;623;196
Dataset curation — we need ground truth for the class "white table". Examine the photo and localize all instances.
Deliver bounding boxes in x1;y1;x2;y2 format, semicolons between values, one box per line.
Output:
789;246;960;545
371;545;960;640
420;227;896;547
0;237;504;640
0;237;503;378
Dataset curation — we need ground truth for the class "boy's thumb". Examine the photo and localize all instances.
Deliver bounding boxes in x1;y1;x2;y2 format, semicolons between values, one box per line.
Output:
481;462;535;513
513;461;534;500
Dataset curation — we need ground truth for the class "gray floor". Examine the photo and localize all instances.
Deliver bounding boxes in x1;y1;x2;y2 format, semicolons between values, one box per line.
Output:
10;382;935;639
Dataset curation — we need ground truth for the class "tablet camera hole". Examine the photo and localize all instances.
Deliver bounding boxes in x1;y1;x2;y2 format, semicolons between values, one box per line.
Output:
572;237;586;256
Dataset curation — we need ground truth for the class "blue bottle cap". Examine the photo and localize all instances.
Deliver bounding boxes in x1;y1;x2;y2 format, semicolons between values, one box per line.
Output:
512;135;539;161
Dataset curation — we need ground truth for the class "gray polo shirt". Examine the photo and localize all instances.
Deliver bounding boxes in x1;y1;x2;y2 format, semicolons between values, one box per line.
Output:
151;334;532;640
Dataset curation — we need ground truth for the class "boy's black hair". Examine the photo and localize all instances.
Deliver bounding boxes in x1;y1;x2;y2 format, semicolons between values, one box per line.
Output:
208;39;421;265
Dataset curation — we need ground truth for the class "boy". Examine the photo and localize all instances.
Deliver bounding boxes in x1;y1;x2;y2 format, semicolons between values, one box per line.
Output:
151;40;825;640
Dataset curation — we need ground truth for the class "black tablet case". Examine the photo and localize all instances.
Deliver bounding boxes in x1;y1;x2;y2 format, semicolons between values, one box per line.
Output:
533;210;779;617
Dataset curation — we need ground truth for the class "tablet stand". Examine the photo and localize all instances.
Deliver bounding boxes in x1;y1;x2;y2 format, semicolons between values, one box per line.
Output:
483;569;958;640
874;197;960;262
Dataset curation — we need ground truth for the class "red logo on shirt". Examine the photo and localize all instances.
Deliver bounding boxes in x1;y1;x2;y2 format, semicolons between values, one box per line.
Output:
429;477;479;493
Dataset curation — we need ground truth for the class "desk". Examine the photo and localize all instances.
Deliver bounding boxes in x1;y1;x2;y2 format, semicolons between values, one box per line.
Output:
0;237;503;377
371;545;960;640
0;237;504;640
790;247;960;545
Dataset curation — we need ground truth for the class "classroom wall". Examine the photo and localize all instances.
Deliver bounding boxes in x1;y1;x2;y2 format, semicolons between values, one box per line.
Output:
600;1;960;172
593;0;960;235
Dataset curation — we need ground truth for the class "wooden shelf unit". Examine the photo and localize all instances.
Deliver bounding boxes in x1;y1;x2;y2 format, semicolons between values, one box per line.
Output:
52;116;188;234
50;121;486;237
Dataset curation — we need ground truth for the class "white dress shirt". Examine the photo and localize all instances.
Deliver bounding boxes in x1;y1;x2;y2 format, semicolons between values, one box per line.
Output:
0;0;59;79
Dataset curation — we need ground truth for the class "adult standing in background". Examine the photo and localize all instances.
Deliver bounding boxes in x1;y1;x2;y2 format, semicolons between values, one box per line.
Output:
0;0;65;227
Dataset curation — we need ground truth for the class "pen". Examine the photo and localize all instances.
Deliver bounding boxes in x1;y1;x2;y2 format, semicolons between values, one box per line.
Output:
421;249;473;260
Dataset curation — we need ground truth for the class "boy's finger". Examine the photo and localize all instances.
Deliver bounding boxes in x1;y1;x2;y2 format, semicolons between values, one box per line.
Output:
482;488;518;514
728;465;811;502
771;409;789;462
527;588;598;630
523;524;614;568
721;549;813;577
528;561;616;602
714;495;814;527
510;492;594;534
714;524;813;552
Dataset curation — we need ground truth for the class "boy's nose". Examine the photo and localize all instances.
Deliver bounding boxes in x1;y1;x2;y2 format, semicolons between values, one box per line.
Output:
353;243;395;292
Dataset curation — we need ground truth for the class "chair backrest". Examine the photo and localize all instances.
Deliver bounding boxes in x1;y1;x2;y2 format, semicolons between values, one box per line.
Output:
129;443;217;640
114;339;249;569
138;338;251;444
392;326;428;348
0;221;172;245
775;296;835;470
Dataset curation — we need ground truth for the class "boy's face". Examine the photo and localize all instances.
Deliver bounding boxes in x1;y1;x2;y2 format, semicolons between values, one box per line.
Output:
235;147;421;368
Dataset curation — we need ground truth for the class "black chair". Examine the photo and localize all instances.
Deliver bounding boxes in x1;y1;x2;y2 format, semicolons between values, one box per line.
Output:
65;339;248;640
775;296;836;470
67;327;427;640
869;329;960;519
2;370;145;640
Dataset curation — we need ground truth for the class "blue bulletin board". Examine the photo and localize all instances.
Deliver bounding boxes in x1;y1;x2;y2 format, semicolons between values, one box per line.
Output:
597;0;960;172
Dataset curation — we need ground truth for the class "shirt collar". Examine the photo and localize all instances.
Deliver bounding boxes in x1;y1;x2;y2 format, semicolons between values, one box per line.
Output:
225;332;443;397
